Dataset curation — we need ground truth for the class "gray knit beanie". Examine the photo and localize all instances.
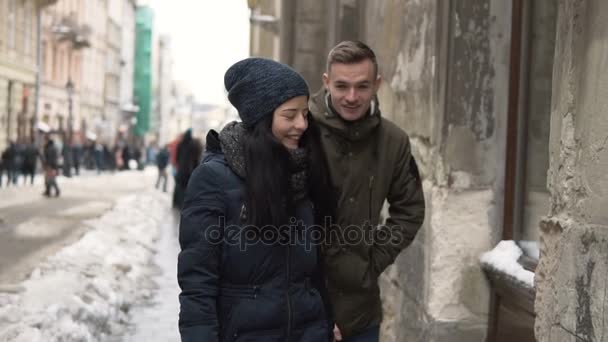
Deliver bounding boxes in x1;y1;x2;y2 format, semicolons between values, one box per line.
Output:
224;58;309;128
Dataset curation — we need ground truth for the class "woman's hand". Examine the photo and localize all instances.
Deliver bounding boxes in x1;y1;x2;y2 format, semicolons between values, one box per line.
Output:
333;324;343;341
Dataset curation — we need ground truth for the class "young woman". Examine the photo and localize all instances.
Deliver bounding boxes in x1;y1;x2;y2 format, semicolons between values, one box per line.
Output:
178;58;335;342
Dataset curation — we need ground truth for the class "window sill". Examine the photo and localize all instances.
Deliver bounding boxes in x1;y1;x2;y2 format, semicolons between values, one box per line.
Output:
482;257;536;315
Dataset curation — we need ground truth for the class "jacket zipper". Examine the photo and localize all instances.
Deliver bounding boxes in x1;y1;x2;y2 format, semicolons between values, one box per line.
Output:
286;244;292;340
369;175;375;222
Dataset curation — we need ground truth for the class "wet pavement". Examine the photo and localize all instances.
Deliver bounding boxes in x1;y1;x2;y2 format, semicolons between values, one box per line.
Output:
0;170;155;285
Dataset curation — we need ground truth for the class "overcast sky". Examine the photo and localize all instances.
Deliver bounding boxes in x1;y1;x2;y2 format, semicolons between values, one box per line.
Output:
146;0;250;105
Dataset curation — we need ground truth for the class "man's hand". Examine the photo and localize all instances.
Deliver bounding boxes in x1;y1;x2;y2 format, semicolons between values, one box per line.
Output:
333;324;343;341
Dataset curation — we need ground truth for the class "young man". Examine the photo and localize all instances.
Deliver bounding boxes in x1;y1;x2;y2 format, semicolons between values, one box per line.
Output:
310;40;426;341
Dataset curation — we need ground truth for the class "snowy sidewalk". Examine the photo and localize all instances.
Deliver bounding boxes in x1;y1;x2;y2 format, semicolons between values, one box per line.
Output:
0;189;171;341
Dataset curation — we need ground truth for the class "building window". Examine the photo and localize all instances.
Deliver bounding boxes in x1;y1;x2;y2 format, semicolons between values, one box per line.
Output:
24;1;34;59
7;0;16;50
510;0;557;261
489;1;558;341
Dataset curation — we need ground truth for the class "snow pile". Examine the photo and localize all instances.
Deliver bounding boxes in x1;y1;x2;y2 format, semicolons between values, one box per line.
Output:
0;190;168;341
480;240;535;288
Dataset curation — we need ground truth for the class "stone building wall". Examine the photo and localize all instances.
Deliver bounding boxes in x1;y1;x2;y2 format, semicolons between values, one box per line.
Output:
362;1;512;341
535;0;608;340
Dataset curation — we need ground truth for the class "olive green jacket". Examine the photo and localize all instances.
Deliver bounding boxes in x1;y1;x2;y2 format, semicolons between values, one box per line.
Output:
310;90;425;338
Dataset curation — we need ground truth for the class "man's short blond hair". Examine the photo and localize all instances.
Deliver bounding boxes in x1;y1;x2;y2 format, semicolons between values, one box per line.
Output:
326;40;378;77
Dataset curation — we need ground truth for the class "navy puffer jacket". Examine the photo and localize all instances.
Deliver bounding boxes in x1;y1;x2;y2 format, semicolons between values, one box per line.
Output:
178;131;331;342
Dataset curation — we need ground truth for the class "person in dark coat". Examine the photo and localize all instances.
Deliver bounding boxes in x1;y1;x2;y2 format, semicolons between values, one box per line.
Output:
172;129;202;208
177;58;336;342
62;142;72;177
155;144;170;192
311;41;426;341
0;144;11;187
2;142;17;186
42;137;60;197
21;140;38;185
0;147;6;187
72;143;83;176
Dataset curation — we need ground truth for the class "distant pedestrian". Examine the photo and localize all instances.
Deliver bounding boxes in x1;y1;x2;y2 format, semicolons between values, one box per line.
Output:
0;145;8;187
94;142;104;173
121;145;131;170
72;143;83;176
0;150;4;187
62;142;72;177
2;142;17;186
42;137;60;197
172;129;202;208
21;140;38;185
155;144;170;192
13;141;25;184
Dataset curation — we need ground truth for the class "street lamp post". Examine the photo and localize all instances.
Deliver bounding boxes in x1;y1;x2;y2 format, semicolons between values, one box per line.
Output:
66;78;74;142
64;77;74;177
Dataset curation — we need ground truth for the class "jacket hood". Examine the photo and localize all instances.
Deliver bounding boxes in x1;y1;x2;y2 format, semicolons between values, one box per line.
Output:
205;129;222;154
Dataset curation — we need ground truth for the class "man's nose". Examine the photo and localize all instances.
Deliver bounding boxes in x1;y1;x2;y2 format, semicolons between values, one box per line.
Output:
345;87;357;102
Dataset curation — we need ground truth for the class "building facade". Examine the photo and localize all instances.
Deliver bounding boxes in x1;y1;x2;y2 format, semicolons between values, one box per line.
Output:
79;0;107;143
103;0;122;144
154;35;174;145
38;0;137;149
119;0;137;145
39;0;91;145
0;0;56;152
133;6;153;140
249;0;607;341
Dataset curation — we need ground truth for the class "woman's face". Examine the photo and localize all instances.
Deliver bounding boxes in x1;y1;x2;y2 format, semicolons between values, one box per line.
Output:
271;95;309;149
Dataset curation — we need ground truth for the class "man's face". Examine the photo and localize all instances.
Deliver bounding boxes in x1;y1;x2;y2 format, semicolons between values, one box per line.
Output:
323;59;381;122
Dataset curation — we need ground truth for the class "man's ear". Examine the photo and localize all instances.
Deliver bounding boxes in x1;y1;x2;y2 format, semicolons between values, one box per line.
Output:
322;73;330;90
374;74;382;92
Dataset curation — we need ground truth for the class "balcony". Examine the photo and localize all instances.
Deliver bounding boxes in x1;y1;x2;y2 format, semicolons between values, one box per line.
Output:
51;16;91;49
36;0;58;7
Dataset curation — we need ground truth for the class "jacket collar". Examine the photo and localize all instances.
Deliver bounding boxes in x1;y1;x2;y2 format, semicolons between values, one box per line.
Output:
310;89;381;142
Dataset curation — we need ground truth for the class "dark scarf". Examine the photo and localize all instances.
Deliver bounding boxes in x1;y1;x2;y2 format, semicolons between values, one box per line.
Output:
219;121;308;201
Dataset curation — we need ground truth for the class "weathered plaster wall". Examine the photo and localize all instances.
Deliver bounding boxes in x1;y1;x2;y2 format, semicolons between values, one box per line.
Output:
535;0;608;341
366;0;511;341
290;0;329;92
367;0;437;143
249;0;281;60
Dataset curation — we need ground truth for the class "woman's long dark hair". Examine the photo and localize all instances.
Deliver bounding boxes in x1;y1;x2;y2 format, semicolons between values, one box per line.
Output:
243;114;335;229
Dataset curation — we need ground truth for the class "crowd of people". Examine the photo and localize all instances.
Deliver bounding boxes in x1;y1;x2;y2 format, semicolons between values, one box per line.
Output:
0;135;159;197
0;128;207;207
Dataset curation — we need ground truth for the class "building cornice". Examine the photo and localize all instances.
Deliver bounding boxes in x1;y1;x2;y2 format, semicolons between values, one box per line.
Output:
36;0;58;8
0;56;37;84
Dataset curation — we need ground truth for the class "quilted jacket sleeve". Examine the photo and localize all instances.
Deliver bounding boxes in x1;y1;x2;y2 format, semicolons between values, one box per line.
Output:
177;161;226;342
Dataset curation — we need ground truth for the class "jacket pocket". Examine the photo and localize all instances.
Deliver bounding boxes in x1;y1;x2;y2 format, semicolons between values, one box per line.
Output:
220;284;260;299
325;248;376;291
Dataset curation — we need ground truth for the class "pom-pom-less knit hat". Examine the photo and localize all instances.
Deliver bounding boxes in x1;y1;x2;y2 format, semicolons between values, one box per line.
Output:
224;58;309;128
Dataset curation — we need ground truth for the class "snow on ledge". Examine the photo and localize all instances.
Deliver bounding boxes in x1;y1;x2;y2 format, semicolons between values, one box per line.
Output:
480;240;535;288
